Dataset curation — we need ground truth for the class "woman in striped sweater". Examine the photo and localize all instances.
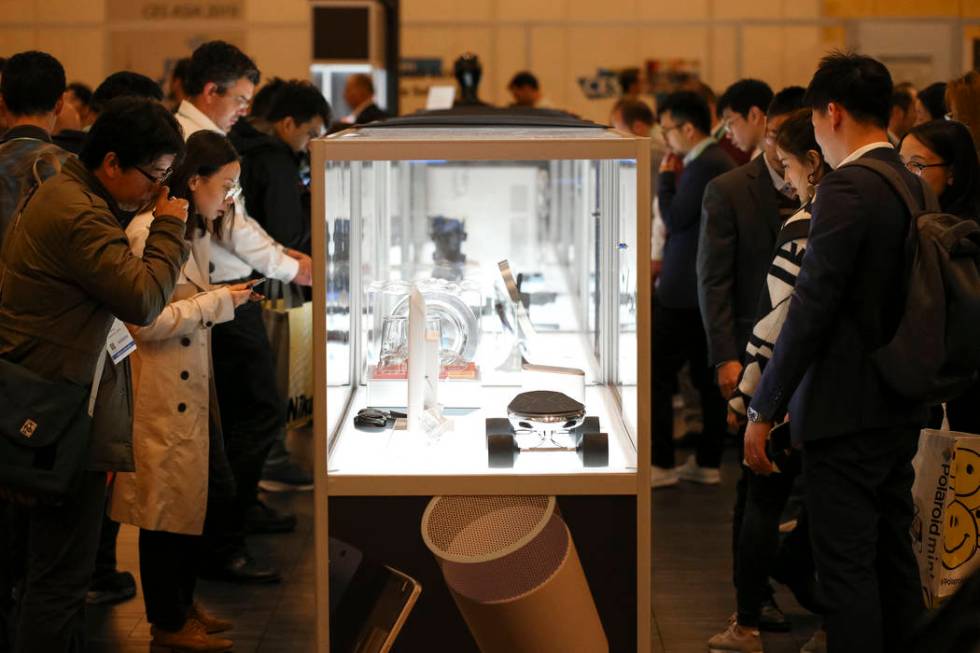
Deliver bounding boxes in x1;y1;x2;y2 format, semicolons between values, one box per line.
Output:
709;109;833;653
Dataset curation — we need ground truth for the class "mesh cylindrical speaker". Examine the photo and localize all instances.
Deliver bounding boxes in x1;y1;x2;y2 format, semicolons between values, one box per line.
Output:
421;496;608;653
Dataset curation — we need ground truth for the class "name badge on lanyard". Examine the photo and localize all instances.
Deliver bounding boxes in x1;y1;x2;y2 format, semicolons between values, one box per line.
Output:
106;318;137;365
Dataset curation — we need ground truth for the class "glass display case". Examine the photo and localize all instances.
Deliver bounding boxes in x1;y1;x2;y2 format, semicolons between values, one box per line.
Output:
311;119;652;652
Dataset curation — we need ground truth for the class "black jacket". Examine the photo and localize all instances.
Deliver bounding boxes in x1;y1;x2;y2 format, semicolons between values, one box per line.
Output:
750;146;930;443
697;155;796;365
657;141;736;309
355;103;388;125
229;118;310;254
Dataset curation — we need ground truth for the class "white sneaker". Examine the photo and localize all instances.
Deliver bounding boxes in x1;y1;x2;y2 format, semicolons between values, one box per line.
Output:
650;466;679;489
677;455;721;485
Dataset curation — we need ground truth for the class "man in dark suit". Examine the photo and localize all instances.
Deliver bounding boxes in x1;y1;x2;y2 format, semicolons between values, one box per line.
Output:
700;82;807;397
745;53;928;653
699;82;805;635
651;91;736;488
343;73;388;125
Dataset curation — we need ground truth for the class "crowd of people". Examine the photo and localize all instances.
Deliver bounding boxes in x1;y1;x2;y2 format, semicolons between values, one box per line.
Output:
0;35;979;653
612;55;980;653
0;40;356;653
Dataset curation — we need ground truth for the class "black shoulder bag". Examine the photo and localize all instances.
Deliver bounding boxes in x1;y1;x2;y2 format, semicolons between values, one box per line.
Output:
0;185;105;505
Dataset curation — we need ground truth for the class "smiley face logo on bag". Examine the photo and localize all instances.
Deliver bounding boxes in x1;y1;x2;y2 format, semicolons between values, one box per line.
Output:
956;448;980;496
943;500;979;570
954;448;980;513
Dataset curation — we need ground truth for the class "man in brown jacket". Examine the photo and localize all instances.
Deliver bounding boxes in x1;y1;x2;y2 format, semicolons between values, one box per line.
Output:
0;97;189;652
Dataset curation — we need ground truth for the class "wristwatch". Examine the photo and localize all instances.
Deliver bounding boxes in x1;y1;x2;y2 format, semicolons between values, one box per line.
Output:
746;407;765;424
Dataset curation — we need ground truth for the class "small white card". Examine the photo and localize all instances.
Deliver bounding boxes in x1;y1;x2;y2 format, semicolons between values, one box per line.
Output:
426;85;455;110
106;318;136;365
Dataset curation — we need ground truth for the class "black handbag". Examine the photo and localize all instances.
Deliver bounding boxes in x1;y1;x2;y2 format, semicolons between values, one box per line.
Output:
0;356;102;504
0;182;103;505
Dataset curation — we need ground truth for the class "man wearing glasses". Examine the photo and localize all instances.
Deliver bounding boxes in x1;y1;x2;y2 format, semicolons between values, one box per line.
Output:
651;90;736;490
176;40;313;585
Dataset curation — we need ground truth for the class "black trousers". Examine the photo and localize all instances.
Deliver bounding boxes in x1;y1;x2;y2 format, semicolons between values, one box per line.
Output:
12;471;107;653
803;428;924;653
651;297;726;469
735;452;818;625
93;511;120;582
139;529;200;632
208;301;284;558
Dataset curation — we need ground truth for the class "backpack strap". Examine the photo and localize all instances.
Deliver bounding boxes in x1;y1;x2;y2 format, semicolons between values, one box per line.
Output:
842;158;931;215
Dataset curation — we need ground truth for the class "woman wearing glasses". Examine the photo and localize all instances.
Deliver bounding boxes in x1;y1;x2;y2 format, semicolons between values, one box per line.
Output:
899;119;980;435
900;119;980;220
109;131;256;653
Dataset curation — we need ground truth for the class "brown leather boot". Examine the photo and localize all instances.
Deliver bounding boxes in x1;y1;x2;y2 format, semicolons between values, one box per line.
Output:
150;618;234;652
191;602;233;634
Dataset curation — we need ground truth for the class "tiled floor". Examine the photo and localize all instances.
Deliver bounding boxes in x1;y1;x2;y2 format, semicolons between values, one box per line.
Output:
86;447;821;652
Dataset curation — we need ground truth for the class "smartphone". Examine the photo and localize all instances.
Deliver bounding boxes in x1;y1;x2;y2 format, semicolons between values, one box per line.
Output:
765;421;793;473
248;277;268;288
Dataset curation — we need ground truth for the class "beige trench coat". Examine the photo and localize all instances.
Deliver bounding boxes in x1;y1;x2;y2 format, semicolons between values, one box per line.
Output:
109;214;235;535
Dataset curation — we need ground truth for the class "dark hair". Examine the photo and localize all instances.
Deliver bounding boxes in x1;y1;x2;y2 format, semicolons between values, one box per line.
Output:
92;72;163;112
659;91;712;135
509;71;539;91
903;120;980;218
185;41;260;97
619;99;654;127
688;80;717;107
171;57;192;83
249;78;286;118
768;86;806;118
168;130;239;238
80;97;184;171
0;50;66;116
717;79;773;118
67;82;93;108
776;109;833;194
918;82;948;121
266;80;331;126
804;51;893;129
619;68;640;94
776;109;829;172
891;89;914;113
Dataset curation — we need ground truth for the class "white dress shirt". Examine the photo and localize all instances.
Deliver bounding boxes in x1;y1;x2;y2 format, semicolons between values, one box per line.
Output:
836;141;894;168
175;100;299;284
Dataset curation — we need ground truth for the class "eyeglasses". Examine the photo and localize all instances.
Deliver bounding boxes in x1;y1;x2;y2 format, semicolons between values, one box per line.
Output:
134;166;173;185
223;181;242;202
661;122;686;134
905;160;949;176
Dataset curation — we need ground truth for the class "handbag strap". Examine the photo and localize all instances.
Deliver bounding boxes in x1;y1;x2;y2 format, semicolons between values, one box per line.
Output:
87;351;107;418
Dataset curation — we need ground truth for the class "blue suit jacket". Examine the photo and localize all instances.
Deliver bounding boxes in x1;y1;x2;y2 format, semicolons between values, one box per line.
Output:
657;142;736;309
749;146;930;443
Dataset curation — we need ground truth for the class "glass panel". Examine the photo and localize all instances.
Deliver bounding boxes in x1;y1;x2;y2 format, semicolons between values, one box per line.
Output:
319;144;640;476
325;163;353;439
616;159;639;438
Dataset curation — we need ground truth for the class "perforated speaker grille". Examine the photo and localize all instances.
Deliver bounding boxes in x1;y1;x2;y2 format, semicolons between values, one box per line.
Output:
421;495;555;564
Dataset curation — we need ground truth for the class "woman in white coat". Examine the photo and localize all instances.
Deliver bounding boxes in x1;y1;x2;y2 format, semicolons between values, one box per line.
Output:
110;131;259;653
